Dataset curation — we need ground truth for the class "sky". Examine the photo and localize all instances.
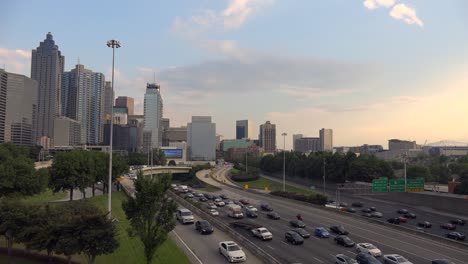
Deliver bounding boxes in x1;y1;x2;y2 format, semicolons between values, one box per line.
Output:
1;0;468;149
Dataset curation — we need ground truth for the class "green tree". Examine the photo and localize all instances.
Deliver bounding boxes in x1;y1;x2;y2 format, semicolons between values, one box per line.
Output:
92;151;108;196
407;165;431;180
50;151;80;201
128;152;147;165
75;150;96;199
0;200;31;256
151;148;167;166
123;173;177;264
168;160;177;166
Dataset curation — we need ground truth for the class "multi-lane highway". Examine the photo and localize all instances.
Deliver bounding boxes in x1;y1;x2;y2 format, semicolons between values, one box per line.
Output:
192;166;468;264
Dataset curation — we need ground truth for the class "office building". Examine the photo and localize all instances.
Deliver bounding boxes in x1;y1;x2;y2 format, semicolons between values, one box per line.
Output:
226;144;263;160
31;32;64;144
295;137;321;153
292;134;303;151
187;116;216;161
163;126;187;146
103;81;113;123
319;128;333;151
144;83;163;148
0;69;38;145
216;134;223;151
53;116;81;146
221;139;255;152
236;120;252;139
388;139;417;151
113;106;128;125
334;144;383;155
259;121;276;153
61;64;105;145
115;96;134;115
103;121;143;153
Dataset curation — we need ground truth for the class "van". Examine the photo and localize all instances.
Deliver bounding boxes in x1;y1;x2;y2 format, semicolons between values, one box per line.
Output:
226;204;243;219
179;185;189;193
176;208;194;224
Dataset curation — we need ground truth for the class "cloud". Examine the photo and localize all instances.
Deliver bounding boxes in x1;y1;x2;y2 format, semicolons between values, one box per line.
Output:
0;47;31;75
363;0;395;10
390;3;424;27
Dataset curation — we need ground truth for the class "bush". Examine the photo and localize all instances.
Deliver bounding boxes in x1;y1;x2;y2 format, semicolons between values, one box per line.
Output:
231;173;259;182
454;182;468;195
270;190;327;206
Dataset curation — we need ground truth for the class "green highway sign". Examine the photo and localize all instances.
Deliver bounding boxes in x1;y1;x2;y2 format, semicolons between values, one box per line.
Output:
389;179;406;192
372;177;388;192
407;179;425;192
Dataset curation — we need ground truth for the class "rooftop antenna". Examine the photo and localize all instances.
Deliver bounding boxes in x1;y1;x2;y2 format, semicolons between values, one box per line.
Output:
153;71;156;83
77;57;80;65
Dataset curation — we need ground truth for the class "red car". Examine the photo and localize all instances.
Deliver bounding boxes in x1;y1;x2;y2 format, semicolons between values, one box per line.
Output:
239;199;250;205
398;216;407;223
440;223;456;230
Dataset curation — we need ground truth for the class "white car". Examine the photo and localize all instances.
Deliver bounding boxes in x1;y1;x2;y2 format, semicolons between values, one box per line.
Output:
171;184;177;188
195;192;204;197
209;209;219;216
207;203;217;209
383;254;413;264
176;208;194;224
214;198;226;207
185;193;194;198
245;205;258;212
356;243;382;257
218;241;246;263
251;227;273;240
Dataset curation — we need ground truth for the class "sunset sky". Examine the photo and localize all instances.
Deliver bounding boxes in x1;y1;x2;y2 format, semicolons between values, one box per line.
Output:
1;0;468;149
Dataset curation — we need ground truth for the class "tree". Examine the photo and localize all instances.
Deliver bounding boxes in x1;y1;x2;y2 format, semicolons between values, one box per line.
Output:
128;152;147;166
168;160;177;166
0;200;31;256
75;150;96;199
407;165;431;180
123;173;177;264
152;148;167;166
50;151;81;201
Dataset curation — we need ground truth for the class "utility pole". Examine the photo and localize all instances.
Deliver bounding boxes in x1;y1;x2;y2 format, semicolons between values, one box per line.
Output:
281;132;287;192
245;153;248;174
403;152;407;192
323;158;327;195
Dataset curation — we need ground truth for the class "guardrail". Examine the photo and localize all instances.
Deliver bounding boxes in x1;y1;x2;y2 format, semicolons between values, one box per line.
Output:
168;191;284;264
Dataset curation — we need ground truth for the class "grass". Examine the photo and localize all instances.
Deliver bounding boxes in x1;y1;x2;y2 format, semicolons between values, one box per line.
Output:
18;189;68;205
235;175;317;195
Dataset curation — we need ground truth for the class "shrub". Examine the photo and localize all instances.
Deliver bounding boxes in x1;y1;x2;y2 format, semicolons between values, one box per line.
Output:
270;190;327;206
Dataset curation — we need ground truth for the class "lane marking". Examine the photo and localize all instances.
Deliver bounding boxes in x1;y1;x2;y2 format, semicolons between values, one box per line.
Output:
173;230;203;264
267;245;275;250
313;257;324;263
281;241;289;245
347;250;355;255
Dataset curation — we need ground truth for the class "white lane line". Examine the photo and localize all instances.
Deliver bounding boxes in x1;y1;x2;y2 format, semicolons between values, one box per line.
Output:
281;241;289;245
347;250;355;255
313;257;324;263
173;230;203;264
267;245;275;250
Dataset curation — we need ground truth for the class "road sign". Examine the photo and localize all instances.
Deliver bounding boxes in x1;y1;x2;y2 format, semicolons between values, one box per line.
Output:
407;179;424;192
389;179;406;192
264;186;269;192
372;177;388;192
244;184;249;189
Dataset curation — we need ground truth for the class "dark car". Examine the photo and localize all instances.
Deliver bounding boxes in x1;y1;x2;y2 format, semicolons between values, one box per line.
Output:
285;231;304;245
369;207;377;212
219;194;228;199
204;193;214;200
355;252;382;264
330;225;349;235
417;221;432;228
198;197;208;202
361;208;372;213
362;212;372;218
292;228;310;238
347;208;356;213
233;200;244;208
431;259;455;264
397;209;408;214
334;235;355;247
267;212;281;220
246;210;258;218
450;219;466;226
352;202;364;207
340;202;349;207
260;204;273;211
289;220;306;228
239;199;250;205
387;218;400;224
403;212;417;219
440;223;456;230
335;254;358;264
195;220;214;234
446;232;465;241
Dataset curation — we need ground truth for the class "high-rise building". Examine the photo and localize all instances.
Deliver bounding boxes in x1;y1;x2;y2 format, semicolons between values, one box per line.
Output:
0;69;38;145
113;106;128;125
388;139;417;151
295;137;321;153
292;134;303;151
31;32;64;145
236;120;252;139
103;81;114;124
259;121;276;153
187;116;216;161
144;83;163;148
53;116;81;146
115;96;134;116
61;64;105;145
319;128;333;151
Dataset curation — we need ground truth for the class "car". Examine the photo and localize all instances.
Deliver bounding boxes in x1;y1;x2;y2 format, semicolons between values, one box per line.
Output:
334;235;355;247
173;187;179;192
290;220;306;228
361;208;372;213
245;205;257;212
185;193;194;198
214;198;226;207
403;212;416;219
383;254;413;264
204;193;214;200
171;184;177;188
195;220;214;234
198;197;208;202
251;227;273;240
446;232;465;240
285;230;304;245
387;218;400;224
431;259;455;264
233;201;244;208
355;253;382;264
369;207;377;212
206;203;217;209
314;227;330;238
239;199;250;205
209;209;219;216
352;202;364;207
398;216;407;223
397;209;408;214
417;221;432;228
176;208;195;224
220;194;228;199
267;212;280;220
245;210;258;218
195;192;204;197
340;202;349;207
347;208;357;213
371;212;383;218
440;223;456;230
260;204;273;211
292;228;310;238
450;219;466;226
225;200;234;205
335;254;358;264
330;225;349;235
356;243;382;257
362;212;372;218
218;241;246;263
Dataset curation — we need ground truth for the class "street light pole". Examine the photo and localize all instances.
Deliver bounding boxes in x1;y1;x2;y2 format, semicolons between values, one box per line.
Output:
106;39;120;219
323;158;326;195
281;133;287;192
403;152;407;192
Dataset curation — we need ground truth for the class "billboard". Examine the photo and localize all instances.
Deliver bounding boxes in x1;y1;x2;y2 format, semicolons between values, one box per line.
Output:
162;148;183;159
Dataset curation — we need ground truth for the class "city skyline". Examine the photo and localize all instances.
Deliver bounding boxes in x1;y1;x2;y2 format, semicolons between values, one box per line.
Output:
2;1;468;149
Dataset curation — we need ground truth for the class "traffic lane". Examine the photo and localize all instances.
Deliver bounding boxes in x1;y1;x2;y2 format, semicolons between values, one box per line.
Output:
214;184;468;264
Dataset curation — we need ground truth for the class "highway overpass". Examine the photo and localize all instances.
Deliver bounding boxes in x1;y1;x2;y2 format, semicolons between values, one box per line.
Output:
139;166;191;175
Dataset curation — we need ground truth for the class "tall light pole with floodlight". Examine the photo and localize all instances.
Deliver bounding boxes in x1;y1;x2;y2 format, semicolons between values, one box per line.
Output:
106;39;120;218
282;132;287;192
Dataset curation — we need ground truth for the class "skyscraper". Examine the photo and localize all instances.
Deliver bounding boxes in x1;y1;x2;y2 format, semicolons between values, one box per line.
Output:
103;81;114;124
292;134;303;151
259;121;276;153
187;116;216;161
61;64;105;145
115;96;134;115
31;32;64;144
319;128;333;151
236;120;252;139
0;69;38;145
144;83;163;148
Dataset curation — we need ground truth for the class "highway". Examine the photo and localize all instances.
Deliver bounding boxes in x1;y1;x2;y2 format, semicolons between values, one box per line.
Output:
193;166;468;264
